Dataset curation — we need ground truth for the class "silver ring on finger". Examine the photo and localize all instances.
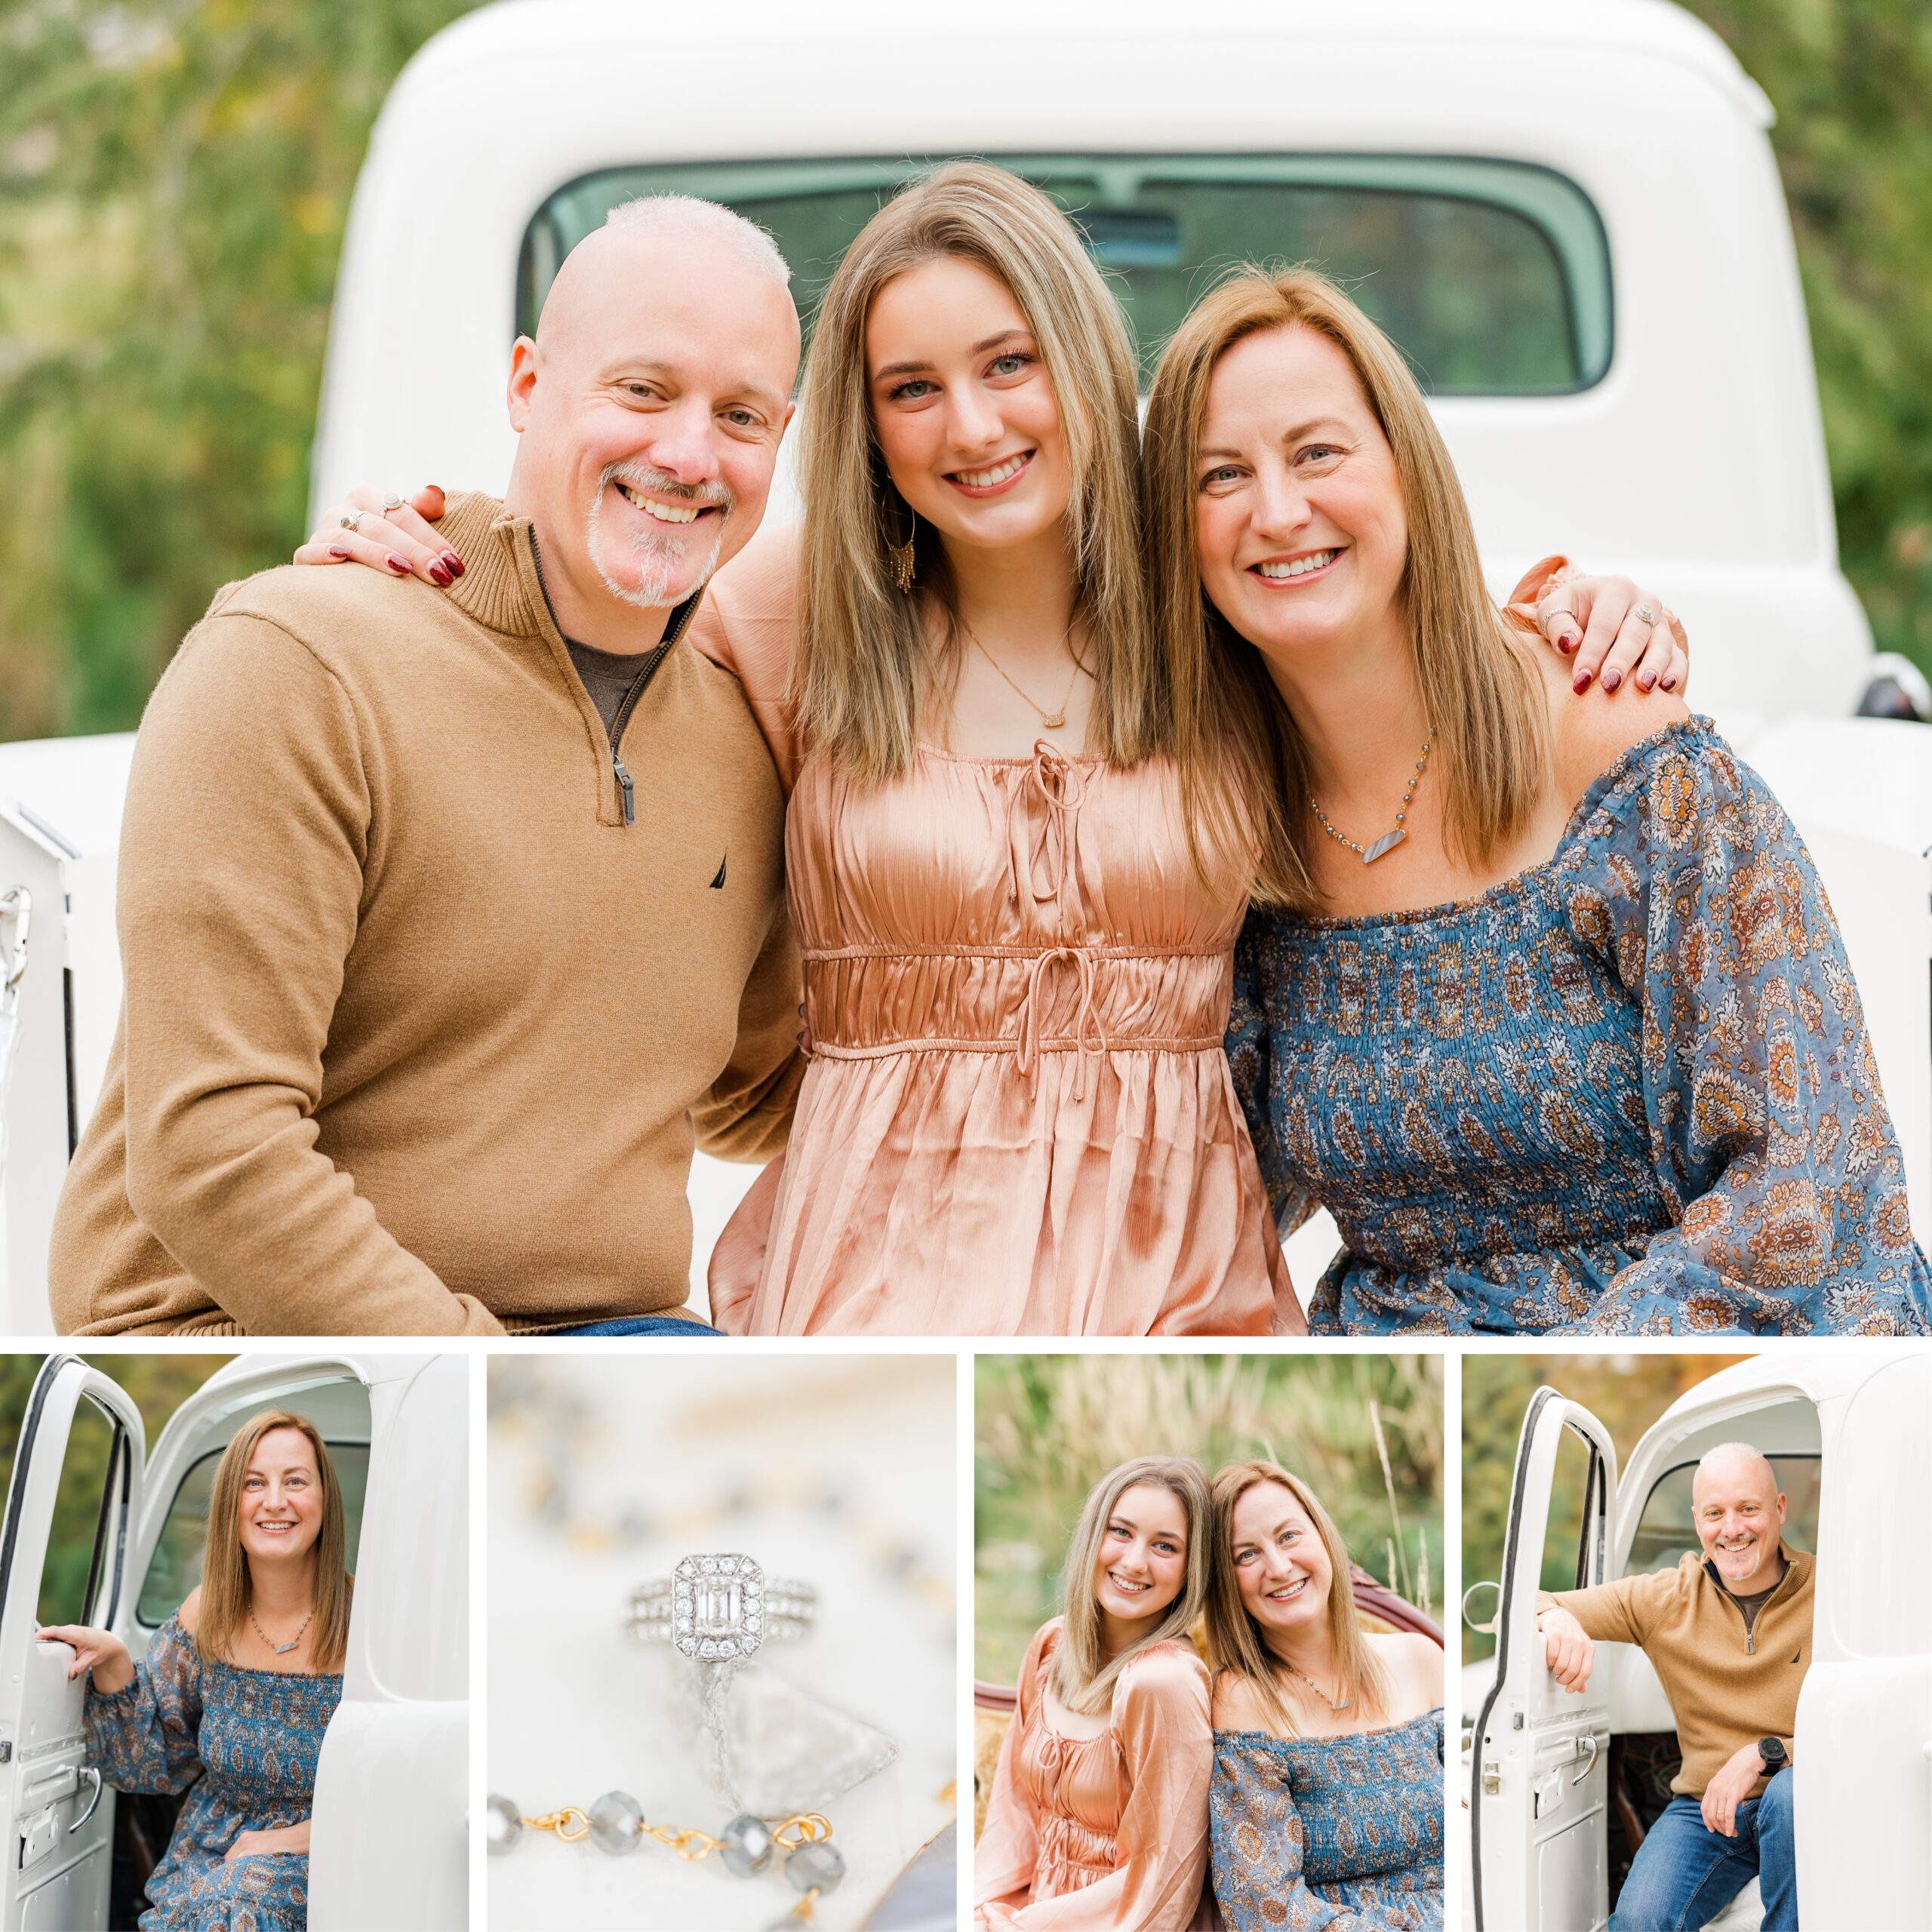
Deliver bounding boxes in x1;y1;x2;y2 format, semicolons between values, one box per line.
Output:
340;512;365;534
381;494;406;513
1635;604;1658;626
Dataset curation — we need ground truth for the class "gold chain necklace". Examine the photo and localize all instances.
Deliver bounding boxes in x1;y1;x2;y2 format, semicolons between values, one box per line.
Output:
1309;733;1433;865
964;620;1084;731
249;1605;314;1656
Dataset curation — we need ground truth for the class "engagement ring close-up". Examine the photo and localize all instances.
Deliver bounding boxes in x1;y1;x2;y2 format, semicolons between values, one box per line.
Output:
628;1555;818;1660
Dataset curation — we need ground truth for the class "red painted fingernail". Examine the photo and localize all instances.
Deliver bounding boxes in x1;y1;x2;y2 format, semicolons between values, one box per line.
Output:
429;561;452;586
1559;634;1579;655
1661;675;1678;691
328;546;351;560
1574;670;1593;693
1638;672;1655;691
443;554;464;578
386;554;410;574
1602;669;1622;693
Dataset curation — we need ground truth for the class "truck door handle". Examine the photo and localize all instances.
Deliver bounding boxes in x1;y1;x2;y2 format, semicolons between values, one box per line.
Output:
69;1768;101;1833
1571;1734;1599;1785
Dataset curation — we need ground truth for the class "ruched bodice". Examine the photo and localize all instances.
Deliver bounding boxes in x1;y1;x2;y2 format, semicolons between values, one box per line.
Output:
712;742;1294;1335
975;1620;1214;1931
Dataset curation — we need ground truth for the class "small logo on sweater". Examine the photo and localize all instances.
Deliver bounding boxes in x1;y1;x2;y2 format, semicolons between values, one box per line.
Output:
709;854;728;891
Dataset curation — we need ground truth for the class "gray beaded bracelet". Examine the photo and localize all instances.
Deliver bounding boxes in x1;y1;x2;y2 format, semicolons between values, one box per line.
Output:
487;1791;845;1927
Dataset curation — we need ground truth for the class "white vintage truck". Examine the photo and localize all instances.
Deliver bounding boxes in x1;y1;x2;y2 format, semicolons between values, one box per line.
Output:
0;1352;468;1932
0;0;1925;1322
1463;1347;1932;1931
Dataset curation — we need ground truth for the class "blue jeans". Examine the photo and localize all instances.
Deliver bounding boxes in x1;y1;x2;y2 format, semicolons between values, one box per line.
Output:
555;1315;724;1336
1612;1772;1796;1932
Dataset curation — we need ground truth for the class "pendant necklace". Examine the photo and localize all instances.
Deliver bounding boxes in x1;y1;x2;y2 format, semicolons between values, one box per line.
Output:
1278;1657;1352;1713
250;1607;314;1656
1309;732;1432;865
964;620;1084;731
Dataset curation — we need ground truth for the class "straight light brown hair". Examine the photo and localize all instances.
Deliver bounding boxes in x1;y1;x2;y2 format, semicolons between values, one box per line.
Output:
1051;1455;1212;1717
1142;267;1549;911
196;1410;352;1673
1204;1460;1392;1736
792;162;1161;782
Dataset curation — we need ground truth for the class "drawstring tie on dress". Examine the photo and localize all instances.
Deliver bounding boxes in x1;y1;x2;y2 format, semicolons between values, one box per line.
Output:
1010;740;1087;905
1014;945;1110;1102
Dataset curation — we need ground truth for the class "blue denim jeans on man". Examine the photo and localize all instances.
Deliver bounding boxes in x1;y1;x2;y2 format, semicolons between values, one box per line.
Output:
1611;1768;1795;1932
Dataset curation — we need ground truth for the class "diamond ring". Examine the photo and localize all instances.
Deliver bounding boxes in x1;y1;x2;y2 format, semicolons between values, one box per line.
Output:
381;494;407;512
1635;603;1658;625
339;511;365;534
628;1554;818;1661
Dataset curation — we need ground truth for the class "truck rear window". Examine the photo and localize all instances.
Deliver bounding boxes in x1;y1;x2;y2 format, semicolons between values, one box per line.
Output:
518;154;1611;394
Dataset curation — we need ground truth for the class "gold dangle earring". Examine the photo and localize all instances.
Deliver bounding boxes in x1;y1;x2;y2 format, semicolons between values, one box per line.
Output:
885;498;918;594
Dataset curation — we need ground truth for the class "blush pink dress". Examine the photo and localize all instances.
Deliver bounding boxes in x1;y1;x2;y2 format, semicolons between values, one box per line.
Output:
693;533;1296;1337
974;1620;1216;1931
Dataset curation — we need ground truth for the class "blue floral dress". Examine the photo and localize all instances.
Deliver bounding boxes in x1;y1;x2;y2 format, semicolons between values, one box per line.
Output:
1229;718;1931;1335
85;1614;341;1932
1211;1709;1444;1930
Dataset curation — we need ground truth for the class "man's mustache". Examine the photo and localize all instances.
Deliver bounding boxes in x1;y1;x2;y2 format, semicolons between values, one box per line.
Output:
601;461;734;519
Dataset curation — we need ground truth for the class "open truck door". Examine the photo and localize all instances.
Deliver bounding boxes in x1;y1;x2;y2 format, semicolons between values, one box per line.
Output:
1470;1386;1619;1932
0;1356;144;1932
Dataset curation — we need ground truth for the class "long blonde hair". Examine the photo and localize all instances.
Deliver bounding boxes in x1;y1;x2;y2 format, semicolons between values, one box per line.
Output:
1051;1454;1211;1717
792;162;1158;782
1143;266;1549;911
1205;1460;1392;1735
196;1410;352;1672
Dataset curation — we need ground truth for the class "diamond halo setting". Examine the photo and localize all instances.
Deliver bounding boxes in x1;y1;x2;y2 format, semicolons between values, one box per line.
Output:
629;1555;813;1660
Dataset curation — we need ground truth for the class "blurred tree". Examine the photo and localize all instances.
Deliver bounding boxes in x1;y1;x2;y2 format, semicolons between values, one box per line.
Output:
0;0;480;736
975;1353;1441;1686
0;1355;230;1625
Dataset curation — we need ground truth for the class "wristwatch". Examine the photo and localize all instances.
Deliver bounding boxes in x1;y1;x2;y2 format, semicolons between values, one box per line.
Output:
1758;1737;1787;1774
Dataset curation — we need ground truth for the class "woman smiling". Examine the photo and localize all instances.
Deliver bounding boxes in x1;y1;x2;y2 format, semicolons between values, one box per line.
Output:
1144;268;1931;1336
1206;1461;1444;1931
38;1412;349;1932
975;1456;1216;1929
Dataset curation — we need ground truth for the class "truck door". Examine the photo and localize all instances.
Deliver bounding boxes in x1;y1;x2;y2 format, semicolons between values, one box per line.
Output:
0;1356;145;1932
1472;1386;1619;1932
1798;1352;1932;1930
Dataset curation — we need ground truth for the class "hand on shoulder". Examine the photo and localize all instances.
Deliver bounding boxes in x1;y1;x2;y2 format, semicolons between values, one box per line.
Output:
1539;647;1691;817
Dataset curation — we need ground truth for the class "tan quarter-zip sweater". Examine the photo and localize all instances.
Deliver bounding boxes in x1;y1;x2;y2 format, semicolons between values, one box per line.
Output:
1543;1544;1814;1796
49;492;801;1334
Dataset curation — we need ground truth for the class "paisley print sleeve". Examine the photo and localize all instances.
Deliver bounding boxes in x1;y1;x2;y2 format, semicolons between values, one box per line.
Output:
1557;721;1929;1334
1211;1736;1359;1931
84;1614;205;1794
1229;909;1317;1240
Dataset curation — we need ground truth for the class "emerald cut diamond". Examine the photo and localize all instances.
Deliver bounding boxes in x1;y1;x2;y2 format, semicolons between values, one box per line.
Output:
678;1554;763;1658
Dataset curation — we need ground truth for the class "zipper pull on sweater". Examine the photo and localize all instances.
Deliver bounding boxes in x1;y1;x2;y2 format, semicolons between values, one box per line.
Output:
614;755;635;826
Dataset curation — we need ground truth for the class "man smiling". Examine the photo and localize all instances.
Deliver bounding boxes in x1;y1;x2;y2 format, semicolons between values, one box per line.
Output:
1537;1444;1810;1932
50;198;804;1334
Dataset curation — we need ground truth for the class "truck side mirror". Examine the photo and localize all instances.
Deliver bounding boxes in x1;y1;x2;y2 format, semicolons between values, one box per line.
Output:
1462;1579;1501;1635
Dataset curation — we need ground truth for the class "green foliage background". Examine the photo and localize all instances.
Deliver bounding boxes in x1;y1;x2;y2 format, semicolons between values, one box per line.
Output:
975;1353;1441;1687
0;1355;230;1626
1459;1353;1753;1667
2;0;1928;737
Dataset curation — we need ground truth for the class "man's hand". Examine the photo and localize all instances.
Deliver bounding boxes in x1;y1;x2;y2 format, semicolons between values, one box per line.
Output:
1538;1604;1595;1694
1699;1742;1766;1838
224;1821;311;1862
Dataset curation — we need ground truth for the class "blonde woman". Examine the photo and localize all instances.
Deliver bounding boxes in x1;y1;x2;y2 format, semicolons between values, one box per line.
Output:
975;1456;1216;1930
1206;1461;1443;1931
39;1412;350;1932
303;168;1680;1336
1144;268;1931;1336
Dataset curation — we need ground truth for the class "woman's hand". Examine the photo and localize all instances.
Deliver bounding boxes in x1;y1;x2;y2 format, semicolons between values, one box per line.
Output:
1534;571;1688;697
224;1820;312;1862
36;1624;134;1694
293;484;460;586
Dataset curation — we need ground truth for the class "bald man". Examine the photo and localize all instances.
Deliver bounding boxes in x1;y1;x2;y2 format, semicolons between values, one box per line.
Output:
50;198;805;1335
1536;1443;1809;1931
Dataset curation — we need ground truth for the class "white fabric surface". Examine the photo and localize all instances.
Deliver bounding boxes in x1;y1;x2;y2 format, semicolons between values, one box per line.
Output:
487;1355;956;1931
